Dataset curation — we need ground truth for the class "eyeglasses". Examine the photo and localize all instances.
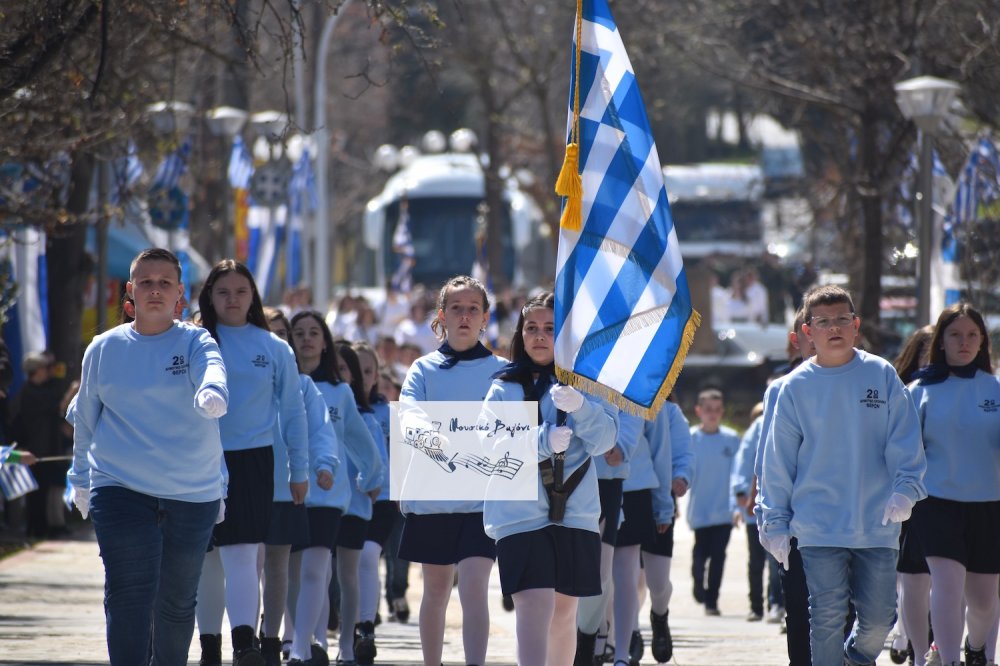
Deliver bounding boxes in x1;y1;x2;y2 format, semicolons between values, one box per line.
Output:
807;314;856;329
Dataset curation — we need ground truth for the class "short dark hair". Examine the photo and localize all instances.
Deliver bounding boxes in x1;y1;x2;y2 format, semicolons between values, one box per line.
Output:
803;285;855;322
697;388;724;405
130;248;181;281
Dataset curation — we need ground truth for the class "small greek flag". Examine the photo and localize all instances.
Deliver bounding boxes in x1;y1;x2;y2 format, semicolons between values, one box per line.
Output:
227;136;254;190
110;141;144;205
287;152;317;289
553;0;699;418
389;200;415;293
0;446;38;500
938;135;1000;310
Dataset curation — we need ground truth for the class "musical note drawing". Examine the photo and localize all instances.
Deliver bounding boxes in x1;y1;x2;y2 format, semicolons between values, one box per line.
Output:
402;421;524;480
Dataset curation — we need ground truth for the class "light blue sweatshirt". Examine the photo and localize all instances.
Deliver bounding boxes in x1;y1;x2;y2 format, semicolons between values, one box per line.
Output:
642;401;691;525
399;350;508;515
760;350;927;549
271;375;340;505
622;413;660;492
370;398;391;502
594;409;638;480
215;324;308;483
908;371;1000;502
686;425;740;529
733;415;762;498
362;409;389;493
482;379;619;541
666;401;693;486
314;381;383;518
70;322;228;502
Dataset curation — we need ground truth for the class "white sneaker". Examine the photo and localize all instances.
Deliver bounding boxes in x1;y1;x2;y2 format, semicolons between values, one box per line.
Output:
924;643;943;666
766;605;785;624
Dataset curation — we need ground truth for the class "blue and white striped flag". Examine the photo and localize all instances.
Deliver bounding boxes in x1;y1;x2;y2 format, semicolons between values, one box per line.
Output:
228;136;254;190
287;151;317;290
110;141;144;205
553;0;700;418
389;200;415;293
1;226;48;394
0;446;38;500
937;135;1000;310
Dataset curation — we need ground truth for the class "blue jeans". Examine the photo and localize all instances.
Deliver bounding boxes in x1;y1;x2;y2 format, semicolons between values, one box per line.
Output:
799;546;898;666
91;485;219;666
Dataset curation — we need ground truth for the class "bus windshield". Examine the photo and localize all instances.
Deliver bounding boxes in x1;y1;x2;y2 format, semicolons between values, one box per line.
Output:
383;197;515;287
669;201;762;243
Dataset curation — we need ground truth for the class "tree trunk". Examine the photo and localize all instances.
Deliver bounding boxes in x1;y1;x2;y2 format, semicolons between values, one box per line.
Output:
48;152;95;382
480;80;507;290
858;111;882;350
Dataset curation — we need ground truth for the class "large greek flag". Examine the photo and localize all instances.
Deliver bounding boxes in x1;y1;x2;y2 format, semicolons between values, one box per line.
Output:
554;0;699;418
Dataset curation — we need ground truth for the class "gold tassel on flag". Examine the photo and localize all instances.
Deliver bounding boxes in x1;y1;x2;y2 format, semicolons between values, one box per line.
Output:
555;0;584;231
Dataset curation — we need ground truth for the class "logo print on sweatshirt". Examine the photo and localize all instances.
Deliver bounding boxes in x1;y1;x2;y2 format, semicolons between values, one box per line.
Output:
252;354;269;369
980;398;999;413
860;388;886;409
166;354;188;376
328;406;341;423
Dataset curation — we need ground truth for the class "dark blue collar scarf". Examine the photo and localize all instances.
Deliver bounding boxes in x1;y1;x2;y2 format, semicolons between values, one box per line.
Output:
912;362;979;385
438;341;492;369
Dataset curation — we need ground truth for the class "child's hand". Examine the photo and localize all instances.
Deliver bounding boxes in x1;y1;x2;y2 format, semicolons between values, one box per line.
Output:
74;487;90;519
549;425;573;453
760;532;790;569
290;480;309;504
603;446;624;466
550;385;585;413
195;388;227;419
316;469;333;491
881;492;914;525
671;477;689;497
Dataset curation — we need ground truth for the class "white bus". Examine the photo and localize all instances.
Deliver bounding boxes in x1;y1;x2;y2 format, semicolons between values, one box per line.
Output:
362;152;547;289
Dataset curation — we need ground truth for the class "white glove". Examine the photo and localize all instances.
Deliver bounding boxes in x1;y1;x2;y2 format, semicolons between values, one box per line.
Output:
550;385;585;413
74;487;90;519
760;532;791;570
216;498;226;524
881;492;914;525
196;388;228;419
549;425;573;453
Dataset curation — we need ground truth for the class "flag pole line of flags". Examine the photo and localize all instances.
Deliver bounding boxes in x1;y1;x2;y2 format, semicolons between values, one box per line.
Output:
553;0;700;419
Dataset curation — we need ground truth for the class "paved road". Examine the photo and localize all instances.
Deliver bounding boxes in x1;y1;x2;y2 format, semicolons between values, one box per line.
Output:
0;508;900;665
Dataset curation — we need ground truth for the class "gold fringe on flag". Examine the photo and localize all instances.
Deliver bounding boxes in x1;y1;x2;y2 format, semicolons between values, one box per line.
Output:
555;0;585;232
555;308;702;420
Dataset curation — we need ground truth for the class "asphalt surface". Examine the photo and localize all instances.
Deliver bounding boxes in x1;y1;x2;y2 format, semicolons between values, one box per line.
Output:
0;504;901;665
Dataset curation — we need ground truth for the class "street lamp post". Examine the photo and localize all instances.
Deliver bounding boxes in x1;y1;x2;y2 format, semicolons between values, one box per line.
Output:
894;75;961;327
206;106;248;260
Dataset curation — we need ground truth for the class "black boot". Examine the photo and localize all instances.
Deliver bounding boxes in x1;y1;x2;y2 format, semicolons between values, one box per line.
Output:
354;621;377;666
232;625;265;666
650;610;673;663
260;637;282;666
199;634;222;666
965;638;988;666
628;630;644;666
574;630;598;666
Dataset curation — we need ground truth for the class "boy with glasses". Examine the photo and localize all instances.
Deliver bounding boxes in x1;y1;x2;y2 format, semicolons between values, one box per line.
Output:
758;285;927;666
